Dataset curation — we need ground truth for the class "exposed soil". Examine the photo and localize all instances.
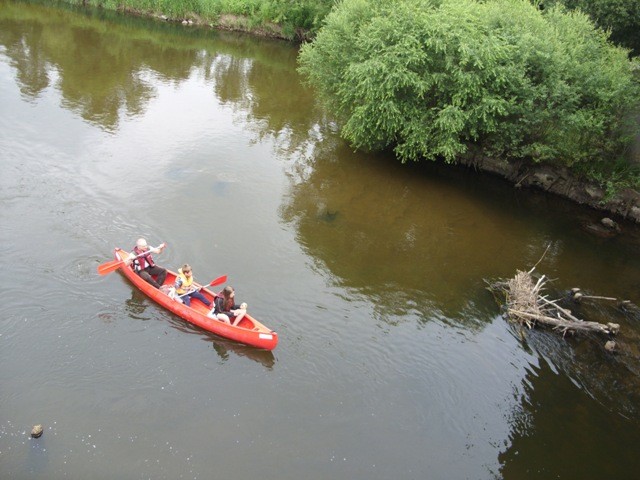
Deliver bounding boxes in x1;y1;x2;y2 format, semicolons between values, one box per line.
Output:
458;154;640;225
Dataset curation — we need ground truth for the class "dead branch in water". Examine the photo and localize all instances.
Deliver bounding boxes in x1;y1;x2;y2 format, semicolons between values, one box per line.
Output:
487;268;620;337
568;288;624;304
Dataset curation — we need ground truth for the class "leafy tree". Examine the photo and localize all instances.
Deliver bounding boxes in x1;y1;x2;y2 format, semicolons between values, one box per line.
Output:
539;0;640;55
298;0;640;177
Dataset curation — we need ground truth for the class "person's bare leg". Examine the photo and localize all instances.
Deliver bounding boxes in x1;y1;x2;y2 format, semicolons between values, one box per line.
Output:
231;310;246;326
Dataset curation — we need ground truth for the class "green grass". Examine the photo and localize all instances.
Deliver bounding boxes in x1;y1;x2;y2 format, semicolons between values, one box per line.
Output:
62;0;334;39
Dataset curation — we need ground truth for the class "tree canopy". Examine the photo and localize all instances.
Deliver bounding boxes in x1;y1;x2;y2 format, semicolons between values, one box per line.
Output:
540;0;640;55
298;0;640;180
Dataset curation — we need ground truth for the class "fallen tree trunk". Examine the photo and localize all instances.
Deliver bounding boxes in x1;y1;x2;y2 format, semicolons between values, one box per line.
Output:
507;308;620;335
488;268;620;337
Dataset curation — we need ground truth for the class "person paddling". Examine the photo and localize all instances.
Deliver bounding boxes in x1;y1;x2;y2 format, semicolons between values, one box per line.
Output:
127;238;167;288
174;264;212;308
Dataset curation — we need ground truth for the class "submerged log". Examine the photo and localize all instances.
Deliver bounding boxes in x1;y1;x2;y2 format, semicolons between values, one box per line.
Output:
507;308;619;335
569;288;619;303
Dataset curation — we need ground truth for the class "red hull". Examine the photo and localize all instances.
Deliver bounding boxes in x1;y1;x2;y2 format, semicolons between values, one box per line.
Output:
113;248;278;350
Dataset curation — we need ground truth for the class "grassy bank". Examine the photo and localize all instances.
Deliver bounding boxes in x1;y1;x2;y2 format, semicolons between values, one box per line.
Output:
58;0;334;40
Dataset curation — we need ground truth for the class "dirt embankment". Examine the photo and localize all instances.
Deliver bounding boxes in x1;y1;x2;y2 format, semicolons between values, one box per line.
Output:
458;153;640;225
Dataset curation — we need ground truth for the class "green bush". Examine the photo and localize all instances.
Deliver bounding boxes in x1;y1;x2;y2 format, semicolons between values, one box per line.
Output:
539;0;640;55
256;0;333;36
299;0;640;181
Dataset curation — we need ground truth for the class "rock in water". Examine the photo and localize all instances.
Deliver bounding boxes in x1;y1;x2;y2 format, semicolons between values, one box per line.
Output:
600;217;619;231
31;424;43;438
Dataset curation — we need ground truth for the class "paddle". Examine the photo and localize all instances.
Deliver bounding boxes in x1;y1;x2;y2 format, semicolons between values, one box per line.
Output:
177;274;228;297
97;244;165;276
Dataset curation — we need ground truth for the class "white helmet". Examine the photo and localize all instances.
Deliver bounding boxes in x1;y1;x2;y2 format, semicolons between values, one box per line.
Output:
136;238;148;248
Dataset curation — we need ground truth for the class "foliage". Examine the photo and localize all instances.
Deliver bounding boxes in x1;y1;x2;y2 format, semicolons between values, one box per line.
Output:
581;161;640;199
298;0;640;186
58;0;335;38
538;0;640;56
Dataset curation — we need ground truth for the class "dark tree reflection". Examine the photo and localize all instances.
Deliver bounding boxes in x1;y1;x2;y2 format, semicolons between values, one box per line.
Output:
499;349;640;479
2;20;50;98
0;0;317;145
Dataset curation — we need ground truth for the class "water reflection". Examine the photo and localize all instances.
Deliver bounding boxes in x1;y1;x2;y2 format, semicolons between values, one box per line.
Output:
495;289;640;467
279;135;640;422
211;338;276;369
0;1;157;131
123;287;150;318
280;141;556;320
280;137;640;320
164;310;277;368
26;436;50;477
0;0;316;151
499;356;640;478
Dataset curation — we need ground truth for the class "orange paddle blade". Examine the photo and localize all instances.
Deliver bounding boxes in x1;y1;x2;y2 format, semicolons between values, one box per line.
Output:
208;275;227;287
97;259;124;275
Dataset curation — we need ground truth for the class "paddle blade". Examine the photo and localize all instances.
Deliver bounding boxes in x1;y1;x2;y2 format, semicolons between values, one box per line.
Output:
97;259;124;275
208;275;227;287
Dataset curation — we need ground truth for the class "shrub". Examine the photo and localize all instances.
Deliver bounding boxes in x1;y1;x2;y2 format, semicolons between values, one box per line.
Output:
538;0;640;55
298;0;640;177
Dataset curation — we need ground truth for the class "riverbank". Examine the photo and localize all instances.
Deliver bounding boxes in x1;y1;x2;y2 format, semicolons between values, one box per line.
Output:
114;3;314;41
459;153;640;225
125;9;301;40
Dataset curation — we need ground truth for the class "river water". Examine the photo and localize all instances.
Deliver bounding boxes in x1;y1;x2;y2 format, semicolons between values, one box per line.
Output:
1;1;640;479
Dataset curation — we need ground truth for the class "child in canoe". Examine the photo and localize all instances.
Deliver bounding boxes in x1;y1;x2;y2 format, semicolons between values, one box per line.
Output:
173;264;212;308
207;285;247;326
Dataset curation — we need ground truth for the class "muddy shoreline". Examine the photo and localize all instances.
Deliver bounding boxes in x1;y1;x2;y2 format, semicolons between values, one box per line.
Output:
459;153;640;224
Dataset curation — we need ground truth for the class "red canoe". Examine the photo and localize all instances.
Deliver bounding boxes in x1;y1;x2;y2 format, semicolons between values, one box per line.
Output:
112;248;278;350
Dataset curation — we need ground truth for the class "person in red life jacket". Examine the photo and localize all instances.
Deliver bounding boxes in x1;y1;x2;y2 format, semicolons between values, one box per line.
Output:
128;238;167;288
173;264;212;308
207;285;247;326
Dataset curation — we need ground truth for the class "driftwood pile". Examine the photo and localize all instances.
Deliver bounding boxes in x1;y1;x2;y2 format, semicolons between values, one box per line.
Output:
488;267;621;338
